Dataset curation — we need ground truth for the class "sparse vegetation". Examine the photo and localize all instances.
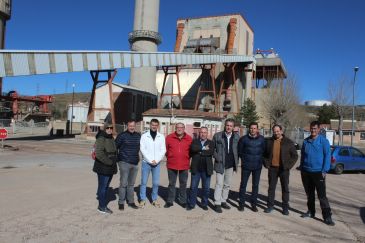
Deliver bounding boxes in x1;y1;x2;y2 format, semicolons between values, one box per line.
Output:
49;92;91;120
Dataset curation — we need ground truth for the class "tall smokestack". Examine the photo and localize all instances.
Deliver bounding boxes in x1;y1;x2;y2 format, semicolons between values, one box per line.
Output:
128;0;161;95
0;0;11;95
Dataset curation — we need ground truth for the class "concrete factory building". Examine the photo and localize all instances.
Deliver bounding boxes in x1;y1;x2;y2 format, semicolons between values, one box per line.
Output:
157;14;254;113
142;108;223;138
91;83;156;125
88;6;287;130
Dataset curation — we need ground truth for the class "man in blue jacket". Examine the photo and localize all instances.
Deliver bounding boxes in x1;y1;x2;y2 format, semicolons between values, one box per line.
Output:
300;121;334;226
237;122;265;212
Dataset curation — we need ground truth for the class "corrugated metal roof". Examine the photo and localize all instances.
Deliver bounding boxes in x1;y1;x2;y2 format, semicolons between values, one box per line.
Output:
0;50;255;78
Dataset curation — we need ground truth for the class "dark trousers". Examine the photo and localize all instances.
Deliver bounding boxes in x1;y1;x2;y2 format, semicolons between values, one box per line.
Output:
167;169;188;204
301;171;332;219
267;167;290;208
239;168;262;205
188;171;211;207
97;174;113;209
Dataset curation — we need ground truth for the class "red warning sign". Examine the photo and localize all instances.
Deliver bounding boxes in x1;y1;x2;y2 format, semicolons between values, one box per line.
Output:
0;128;8;139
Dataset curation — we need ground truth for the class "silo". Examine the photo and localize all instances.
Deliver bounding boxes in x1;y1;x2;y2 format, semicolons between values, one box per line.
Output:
0;0;11;95
128;0;161;95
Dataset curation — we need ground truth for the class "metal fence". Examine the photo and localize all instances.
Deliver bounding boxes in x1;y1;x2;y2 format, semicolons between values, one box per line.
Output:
0;119;51;135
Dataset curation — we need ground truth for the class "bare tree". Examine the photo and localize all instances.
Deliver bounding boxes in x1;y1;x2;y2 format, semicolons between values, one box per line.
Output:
328;77;351;145
261;75;307;129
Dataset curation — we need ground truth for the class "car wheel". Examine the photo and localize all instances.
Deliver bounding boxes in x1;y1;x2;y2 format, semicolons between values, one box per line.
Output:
335;164;344;175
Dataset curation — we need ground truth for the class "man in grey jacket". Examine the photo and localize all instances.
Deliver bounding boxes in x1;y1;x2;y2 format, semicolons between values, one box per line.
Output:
213;118;240;213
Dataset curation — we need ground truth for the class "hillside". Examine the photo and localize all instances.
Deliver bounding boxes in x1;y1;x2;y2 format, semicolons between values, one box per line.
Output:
50;92;91;119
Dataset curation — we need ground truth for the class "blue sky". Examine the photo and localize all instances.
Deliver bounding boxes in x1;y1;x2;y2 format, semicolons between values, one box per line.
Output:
3;0;365;104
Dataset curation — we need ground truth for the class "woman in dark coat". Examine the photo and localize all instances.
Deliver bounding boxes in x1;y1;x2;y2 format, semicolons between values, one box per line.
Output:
93;123;117;214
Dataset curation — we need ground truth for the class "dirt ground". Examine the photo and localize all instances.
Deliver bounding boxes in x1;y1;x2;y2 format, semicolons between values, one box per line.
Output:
0;137;364;243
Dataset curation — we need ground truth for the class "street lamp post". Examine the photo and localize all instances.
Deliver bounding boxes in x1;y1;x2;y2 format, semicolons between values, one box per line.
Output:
351;67;359;146
71;83;75;135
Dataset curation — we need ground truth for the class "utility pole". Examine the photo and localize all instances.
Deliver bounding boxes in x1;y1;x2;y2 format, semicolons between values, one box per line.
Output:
351;67;359;146
71;83;75;135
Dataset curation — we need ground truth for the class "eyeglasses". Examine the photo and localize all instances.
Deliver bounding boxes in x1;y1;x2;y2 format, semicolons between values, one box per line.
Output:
106;127;113;130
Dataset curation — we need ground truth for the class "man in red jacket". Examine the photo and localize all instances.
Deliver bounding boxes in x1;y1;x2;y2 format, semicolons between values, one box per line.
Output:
164;123;192;208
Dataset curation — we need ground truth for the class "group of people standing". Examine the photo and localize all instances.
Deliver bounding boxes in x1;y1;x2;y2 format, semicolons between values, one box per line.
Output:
92;118;335;226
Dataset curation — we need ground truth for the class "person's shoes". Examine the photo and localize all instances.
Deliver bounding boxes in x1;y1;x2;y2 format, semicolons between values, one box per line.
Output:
201;205;209;211
105;207;113;214
238;203;245;212
152;200;161;208
128;203;139;209
215;205;223;213
282;208;289;216
221;202;231;210
186;205;194;211
264;207;273;213
118;204;124;211
251;204;258;212
180;203;187;208
138;201;146;209
98;206;113;214
164;202;173;208
301;211;315;218
324;217;335;226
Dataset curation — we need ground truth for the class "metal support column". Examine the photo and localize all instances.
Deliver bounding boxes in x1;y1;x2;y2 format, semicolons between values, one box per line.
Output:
218;63;239;114
194;64;217;111
159;66;183;109
86;69;117;134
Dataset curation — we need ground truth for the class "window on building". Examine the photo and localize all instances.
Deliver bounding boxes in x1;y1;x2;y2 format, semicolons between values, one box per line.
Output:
193;122;201;127
338;131;354;136
360;132;365;140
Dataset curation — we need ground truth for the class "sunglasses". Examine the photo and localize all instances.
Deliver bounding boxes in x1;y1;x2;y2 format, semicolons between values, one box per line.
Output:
106;127;113;130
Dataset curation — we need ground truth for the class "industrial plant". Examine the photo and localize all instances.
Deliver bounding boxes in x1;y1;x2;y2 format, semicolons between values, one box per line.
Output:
0;0;287;138
89;1;287;137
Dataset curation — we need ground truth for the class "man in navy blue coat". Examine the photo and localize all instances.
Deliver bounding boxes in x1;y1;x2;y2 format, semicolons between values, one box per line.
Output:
237;122;265;212
115;120;141;210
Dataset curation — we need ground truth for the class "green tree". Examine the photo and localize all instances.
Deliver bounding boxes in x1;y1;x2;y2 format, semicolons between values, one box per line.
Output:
317;104;337;124
234;98;260;127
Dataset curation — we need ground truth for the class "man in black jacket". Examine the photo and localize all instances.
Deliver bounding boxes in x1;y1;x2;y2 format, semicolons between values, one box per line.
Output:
187;127;214;211
263;124;298;215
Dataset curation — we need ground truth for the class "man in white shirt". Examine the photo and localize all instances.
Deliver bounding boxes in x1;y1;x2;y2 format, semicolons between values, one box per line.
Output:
139;119;166;208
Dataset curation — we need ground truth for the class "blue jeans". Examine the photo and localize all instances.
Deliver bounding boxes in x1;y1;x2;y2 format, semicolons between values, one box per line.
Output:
97;174;113;209
239;168;262;205
140;160;160;202
188;171;211;207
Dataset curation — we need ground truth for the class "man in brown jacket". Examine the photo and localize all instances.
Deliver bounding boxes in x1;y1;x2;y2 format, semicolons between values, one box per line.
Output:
263;124;298;215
